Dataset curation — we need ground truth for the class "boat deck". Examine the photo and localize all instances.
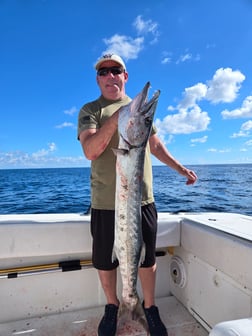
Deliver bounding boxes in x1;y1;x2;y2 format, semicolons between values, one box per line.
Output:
0;296;208;336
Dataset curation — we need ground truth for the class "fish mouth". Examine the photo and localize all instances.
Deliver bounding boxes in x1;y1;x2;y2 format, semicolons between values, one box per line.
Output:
141;88;160;119
117;81;161;149
138;82;160;117
138;82;151;107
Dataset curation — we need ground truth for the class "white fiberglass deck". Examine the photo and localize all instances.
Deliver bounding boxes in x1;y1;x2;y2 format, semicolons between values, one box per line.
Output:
0;297;208;336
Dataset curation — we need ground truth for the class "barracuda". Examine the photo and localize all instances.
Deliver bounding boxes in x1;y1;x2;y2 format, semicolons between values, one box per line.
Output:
112;82;160;329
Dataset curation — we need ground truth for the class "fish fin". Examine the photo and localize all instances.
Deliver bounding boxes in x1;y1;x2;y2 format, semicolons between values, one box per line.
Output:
111;148;129;156
111;244;118;263
139;243;146;266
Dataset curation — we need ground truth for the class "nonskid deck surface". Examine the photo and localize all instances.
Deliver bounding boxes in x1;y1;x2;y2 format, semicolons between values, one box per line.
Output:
0;296;208;336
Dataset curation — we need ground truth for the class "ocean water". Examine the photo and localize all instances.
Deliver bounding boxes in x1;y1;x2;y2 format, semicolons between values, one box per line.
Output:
0;164;252;216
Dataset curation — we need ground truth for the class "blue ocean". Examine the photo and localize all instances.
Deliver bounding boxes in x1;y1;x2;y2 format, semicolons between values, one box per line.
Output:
0;164;252;216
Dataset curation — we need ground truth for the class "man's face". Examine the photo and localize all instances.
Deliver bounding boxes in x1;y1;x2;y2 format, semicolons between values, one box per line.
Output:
96;60;128;100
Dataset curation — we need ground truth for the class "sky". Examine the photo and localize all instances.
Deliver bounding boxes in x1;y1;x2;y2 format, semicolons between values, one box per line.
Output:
1;0;252;169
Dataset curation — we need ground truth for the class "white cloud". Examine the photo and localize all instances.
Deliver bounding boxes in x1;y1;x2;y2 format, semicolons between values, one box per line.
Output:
241;120;252;131
48;143;56;151
64;106;78;115
207;148;231;153
176;52;200;64
161;57;171;64
231;130;250;138
176;53;192;64
191;135;208;144
221;95;252;119
55;122;75;129
155;67;245;141
161;51;172;65
156;104;210;135
231;120;252;138
134;15;158;35
206;67;245;104
161;49;200;65
0;143;88;169
156;83;210;136
100;15;160;61
179;83;207;109
245;139;252;146
32;142;57;158
219;148;231;153
103;34;144;60
133;15;159;43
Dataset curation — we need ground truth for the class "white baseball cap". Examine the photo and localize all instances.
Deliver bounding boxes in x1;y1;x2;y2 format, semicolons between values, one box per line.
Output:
95;54;126;70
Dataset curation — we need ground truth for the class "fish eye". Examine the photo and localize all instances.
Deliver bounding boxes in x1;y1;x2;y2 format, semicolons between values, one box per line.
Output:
145;117;152;126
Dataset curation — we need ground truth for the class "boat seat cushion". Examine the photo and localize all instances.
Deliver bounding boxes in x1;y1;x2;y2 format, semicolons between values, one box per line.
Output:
209;318;252;336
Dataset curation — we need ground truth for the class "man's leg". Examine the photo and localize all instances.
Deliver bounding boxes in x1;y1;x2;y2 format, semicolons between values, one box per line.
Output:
139;264;168;335
91;209;120;336
140;203;168;336
97;270;120;336
98;269;120;306
138;264;157;308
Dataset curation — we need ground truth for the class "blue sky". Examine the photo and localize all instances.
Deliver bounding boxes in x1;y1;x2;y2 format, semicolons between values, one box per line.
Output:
1;0;252;169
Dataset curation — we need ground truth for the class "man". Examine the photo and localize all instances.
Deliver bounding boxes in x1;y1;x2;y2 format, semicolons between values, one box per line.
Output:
78;54;197;336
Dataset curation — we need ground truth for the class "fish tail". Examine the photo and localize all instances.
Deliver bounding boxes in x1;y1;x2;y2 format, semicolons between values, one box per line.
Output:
119;297;149;332
131;298;149;332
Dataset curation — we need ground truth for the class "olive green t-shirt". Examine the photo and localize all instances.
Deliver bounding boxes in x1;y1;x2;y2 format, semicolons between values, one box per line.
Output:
77;95;156;210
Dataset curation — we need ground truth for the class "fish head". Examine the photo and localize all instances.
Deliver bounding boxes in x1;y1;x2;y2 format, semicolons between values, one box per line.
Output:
118;82;160;148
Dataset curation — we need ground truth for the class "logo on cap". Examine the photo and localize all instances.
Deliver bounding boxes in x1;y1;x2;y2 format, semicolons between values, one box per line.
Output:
102;54;113;59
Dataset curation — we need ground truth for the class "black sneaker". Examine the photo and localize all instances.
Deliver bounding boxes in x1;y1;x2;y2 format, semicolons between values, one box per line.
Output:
98;304;118;336
143;304;168;336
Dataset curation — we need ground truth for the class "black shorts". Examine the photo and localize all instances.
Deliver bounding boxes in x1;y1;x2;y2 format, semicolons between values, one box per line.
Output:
90;203;157;270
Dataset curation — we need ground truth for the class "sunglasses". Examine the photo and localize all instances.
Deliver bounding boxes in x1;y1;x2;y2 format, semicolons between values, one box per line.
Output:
97;66;124;76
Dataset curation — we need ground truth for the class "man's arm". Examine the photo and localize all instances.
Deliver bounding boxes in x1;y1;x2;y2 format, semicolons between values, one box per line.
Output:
149;134;197;185
79;111;119;161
